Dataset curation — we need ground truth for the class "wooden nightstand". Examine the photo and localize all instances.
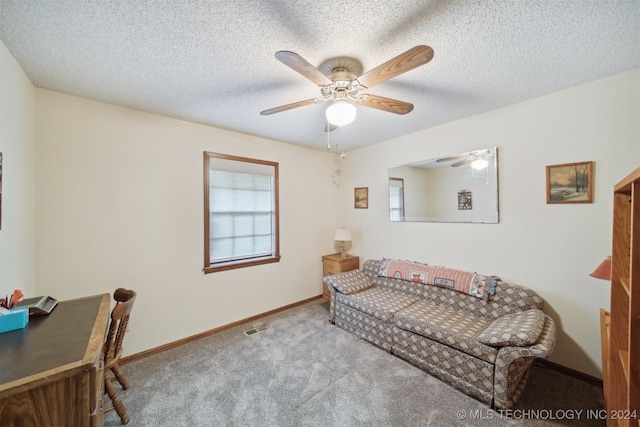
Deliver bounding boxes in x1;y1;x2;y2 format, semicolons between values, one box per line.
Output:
322;254;360;302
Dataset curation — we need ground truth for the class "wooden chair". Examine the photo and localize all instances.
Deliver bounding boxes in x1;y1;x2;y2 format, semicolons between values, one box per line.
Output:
103;288;136;425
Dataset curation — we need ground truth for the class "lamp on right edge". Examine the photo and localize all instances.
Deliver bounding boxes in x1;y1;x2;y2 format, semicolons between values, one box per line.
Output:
590;256;612;280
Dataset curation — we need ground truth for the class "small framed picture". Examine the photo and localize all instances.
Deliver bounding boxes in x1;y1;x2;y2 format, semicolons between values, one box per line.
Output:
458;190;472;210
354;187;368;209
546;161;593;204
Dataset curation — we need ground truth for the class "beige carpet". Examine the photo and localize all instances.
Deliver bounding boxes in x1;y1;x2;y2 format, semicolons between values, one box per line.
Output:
105;299;604;427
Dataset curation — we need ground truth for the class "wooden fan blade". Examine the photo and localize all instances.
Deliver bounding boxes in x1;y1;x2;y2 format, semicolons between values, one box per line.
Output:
275;51;333;86
260;99;317;115
358;45;434;89
452;159;472;167
360;94;414;115
437;155;466;163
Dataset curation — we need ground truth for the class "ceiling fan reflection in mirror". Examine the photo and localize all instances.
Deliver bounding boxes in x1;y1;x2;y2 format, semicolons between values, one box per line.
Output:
436;149;495;169
260;45;434;130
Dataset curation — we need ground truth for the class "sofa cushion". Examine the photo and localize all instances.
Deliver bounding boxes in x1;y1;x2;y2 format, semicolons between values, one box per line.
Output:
337;287;419;323
394;300;498;364
477;309;546;347
421;280;544;320
372;276;425;298
324;269;374;295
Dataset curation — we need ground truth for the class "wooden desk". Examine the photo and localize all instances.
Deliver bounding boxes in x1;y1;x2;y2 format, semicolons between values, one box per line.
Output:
0;294;110;427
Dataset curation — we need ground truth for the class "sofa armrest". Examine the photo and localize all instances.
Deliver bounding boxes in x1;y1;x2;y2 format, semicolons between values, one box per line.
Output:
493;315;556;409
498;314;556;359
478;309;546;347
323;269;374;295
324;269;374;324
327;281;337;323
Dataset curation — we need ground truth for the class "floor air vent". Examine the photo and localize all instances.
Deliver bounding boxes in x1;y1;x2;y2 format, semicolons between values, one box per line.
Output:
243;324;268;336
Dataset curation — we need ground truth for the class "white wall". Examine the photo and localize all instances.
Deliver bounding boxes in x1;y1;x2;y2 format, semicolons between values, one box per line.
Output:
34;89;340;356
339;69;640;378
0;40;36;299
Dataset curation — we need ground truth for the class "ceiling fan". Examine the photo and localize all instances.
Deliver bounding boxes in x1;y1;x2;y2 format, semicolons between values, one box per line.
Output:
436;149;494;168
260;45;434;130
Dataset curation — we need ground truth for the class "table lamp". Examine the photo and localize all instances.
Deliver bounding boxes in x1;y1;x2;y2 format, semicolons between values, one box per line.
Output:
334;228;352;258
590;256;612;280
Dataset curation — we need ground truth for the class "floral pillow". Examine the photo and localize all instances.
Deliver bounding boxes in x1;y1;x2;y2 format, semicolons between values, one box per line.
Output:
478;309;546;347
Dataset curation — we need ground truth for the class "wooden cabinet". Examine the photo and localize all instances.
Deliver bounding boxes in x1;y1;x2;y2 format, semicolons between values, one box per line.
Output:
0;294;110;426
322;254;360;301
602;167;640;427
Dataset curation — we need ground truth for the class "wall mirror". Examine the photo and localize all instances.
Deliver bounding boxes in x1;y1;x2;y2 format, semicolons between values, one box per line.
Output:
388;147;499;223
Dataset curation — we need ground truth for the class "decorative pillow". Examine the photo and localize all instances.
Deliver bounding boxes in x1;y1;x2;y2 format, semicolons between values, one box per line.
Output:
324;269;374;295
378;259;431;284
378;259;497;300
478;309;546;347
470;274;499;301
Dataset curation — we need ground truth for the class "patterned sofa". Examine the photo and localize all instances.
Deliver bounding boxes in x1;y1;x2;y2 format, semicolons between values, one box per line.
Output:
323;258;556;409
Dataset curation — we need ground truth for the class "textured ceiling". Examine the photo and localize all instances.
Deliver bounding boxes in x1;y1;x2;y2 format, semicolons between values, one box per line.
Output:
1;1;638;152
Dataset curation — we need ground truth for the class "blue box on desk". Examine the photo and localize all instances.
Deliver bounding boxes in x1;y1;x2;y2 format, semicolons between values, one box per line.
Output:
0;307;29;333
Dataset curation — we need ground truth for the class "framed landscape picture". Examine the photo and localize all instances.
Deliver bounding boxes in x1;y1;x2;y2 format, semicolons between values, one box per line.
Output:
546;161;593;204
354;187;368;209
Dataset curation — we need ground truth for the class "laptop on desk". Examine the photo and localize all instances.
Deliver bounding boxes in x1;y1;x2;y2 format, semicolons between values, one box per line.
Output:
15;296;58;317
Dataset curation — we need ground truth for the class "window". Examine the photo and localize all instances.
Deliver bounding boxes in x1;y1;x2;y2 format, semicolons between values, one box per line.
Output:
204;152;280;273
389;178;405;221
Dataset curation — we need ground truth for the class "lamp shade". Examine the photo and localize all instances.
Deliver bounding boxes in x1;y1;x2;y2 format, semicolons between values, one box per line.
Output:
334;228;352;242
326;101;356;126
590;256;612;280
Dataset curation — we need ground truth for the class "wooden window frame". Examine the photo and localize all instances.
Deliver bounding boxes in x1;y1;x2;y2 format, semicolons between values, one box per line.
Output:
389;177;405;221
203;152;280;273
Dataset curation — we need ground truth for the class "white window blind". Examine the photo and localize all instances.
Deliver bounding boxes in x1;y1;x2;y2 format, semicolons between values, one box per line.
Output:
207;156;278;267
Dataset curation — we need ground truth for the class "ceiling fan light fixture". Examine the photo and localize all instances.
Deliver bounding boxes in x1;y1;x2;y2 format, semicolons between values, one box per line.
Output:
326;101;356;126
471;158;489;170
